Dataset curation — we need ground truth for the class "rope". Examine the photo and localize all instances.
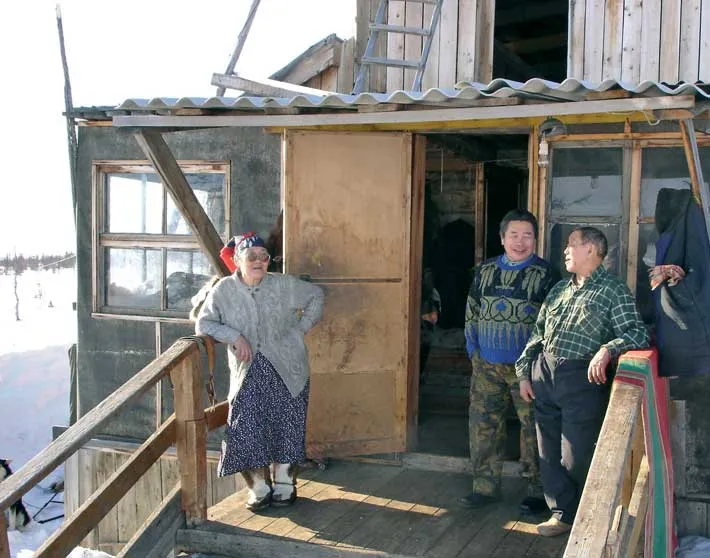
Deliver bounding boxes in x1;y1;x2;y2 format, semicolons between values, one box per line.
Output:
178;335;217;408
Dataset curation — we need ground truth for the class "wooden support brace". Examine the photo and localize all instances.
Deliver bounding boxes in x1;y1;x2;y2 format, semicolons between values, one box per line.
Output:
0;513;9;558
134;130;230;278
171;349;208;526
679;119;710;240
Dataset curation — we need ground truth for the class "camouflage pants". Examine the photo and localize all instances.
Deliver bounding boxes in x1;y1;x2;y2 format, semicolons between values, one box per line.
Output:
468;355;542;498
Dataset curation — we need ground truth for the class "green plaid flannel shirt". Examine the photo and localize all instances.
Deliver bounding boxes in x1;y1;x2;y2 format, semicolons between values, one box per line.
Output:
515;265;649;380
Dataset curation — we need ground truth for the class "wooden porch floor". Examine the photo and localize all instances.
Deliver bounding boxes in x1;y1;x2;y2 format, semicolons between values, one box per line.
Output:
178;460;570;557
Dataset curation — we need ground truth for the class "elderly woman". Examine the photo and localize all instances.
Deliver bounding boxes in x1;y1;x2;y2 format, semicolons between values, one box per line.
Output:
195;232;324;511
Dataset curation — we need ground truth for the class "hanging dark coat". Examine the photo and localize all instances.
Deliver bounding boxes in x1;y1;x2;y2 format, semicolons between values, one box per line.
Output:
653;187;710;377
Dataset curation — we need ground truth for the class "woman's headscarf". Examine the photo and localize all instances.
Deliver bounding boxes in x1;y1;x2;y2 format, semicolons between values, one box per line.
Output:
219;232;267;273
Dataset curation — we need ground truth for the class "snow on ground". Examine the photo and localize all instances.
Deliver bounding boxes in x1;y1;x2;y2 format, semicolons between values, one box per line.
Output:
0;268;113;557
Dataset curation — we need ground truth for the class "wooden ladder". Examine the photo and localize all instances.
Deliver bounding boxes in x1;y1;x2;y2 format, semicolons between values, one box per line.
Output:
352;0;444;94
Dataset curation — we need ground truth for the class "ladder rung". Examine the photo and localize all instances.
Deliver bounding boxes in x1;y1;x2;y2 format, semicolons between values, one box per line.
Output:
361;56;422;69
370;23;431;36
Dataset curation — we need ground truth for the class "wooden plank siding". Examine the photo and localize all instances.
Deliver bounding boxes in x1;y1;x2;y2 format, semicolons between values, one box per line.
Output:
422;0;441;90
387;0;406;90
438;0;459;86
404;1;424;89
456;0;477;83
569;0;710;82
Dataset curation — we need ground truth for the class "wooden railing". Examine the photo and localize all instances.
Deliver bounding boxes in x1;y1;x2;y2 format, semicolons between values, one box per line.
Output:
565;360;650;558
0;337;228;558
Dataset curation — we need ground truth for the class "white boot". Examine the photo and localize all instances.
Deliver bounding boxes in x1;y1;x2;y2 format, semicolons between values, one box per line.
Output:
271;463;297;506
241;467;272;511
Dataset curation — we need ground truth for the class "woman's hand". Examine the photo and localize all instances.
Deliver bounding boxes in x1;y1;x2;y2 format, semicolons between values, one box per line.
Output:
233;336;252;362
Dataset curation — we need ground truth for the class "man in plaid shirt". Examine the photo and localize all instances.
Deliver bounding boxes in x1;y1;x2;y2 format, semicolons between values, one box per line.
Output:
515;226;649;537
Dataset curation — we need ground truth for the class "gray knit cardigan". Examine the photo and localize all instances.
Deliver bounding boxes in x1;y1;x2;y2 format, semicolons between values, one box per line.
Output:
195;273;324;399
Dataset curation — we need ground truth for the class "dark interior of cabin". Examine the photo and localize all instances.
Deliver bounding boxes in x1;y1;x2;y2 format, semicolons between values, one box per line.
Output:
417;133;529;458
492;0;569;82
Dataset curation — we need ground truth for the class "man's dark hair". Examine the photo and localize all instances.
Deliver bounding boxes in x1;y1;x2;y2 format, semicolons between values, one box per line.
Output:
499;209;538;238
572;226;608;259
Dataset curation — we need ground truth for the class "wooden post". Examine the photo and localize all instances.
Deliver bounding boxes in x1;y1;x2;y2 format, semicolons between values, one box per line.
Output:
171;346;208;526
679;119;710;240
0;512;9;558
474;162;485;265
215;0;261;96
134;130;230;277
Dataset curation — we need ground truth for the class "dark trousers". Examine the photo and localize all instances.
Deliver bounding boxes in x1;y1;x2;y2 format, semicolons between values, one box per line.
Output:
532;352;610;524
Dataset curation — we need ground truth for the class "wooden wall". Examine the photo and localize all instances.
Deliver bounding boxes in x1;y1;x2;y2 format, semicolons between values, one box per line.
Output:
568;0;710;83
356;0;494;92
65;445;245;555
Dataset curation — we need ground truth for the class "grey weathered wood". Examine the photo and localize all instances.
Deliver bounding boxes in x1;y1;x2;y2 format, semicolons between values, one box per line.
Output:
278;43;341;86
659;0;681;82
680;119;710;241
0;338;198;512
117;485;185;558
34;416;177;558
564;381;643;557
134;130;231;278
640;0;662;82
671;400;687;497
402;452;522;476
215;0;261;96
613;455;649;558
371;23;430;35
114;95;696;129
211;72;330;98
0;513;8;558
363;56;421;68
176;523;416;557
567;0;586;79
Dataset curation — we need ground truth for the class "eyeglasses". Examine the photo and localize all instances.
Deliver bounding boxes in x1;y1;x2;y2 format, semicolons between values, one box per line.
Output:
244;251;271;263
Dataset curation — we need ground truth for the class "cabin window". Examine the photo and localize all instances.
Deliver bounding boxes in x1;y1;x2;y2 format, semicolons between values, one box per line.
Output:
546;147;624;278
93;162;229;317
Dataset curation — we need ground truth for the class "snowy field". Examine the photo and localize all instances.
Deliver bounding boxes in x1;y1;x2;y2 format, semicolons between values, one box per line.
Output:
0;267;111;557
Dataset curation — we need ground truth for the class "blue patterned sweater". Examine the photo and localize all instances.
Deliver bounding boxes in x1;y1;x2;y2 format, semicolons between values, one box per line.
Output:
465;255;558;364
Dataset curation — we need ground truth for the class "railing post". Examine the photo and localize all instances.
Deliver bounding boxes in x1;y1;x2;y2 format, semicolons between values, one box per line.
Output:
0;512;9;558
171;345;208;526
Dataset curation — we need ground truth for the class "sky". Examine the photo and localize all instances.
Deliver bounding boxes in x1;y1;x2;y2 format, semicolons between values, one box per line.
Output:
0;0;356;257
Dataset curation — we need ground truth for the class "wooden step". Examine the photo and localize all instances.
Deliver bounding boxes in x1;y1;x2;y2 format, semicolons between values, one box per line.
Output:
176;521;420;557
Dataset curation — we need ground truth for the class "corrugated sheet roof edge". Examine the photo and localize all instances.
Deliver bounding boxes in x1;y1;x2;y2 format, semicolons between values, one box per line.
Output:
76;78;710;115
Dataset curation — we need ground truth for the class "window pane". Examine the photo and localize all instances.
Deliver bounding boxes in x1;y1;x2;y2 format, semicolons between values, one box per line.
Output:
640;148;692;218
550;148;623;217
635;224;659;324
106;173;162;233
549;223;621;279
105;248;162;308
166;250;214;310
166;174;226;235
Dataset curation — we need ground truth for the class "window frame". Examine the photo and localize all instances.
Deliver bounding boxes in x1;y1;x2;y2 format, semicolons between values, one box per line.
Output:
91;160;231;319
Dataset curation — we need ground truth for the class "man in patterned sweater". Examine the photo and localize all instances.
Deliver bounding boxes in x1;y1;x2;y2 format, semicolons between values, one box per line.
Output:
461;209;558;514
516;227;649;537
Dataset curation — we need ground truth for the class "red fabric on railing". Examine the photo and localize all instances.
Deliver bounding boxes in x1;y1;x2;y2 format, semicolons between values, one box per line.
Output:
615;349;677;557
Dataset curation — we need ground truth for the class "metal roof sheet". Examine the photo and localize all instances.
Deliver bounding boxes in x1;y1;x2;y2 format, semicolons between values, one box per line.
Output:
108;78;710;114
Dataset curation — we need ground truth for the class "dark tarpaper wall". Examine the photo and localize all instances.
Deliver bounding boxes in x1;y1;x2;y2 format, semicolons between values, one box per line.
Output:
75;126;280;440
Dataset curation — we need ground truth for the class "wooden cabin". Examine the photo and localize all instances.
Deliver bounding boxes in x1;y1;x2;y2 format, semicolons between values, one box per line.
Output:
2;2;710;557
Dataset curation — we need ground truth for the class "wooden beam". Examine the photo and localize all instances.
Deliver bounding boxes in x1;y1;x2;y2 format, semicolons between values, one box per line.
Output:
278;43;341;86
626;146;642;295
565;381;644;557
503;32;567;55
116;485;185;558
114;95;696;129
0;339;198;512
680;119;710;239
171;349;208;526
0;513;9;558
34;417;177;558
211;72;330;98
134;130;230;277
407;135;426;450
215;0;261;96
474;162;485;265
606;455;649;558
177;522;420;557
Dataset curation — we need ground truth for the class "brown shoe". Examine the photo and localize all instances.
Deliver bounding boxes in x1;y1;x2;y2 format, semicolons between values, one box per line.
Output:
536;517;572;537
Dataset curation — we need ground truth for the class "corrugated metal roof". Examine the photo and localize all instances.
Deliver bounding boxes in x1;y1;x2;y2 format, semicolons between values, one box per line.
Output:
107;78;710;115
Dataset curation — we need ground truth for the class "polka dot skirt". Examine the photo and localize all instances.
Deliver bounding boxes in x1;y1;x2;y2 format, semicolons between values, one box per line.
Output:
218;352;309;476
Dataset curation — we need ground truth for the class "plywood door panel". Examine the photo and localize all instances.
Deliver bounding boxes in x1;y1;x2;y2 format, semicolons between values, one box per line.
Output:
284;131;413;458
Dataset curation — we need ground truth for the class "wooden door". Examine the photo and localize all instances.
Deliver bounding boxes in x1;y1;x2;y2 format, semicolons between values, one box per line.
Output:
283;130;416;457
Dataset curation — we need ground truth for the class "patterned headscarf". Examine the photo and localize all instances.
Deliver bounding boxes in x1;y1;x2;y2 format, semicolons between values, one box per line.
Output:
231;231;267;259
